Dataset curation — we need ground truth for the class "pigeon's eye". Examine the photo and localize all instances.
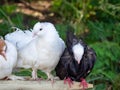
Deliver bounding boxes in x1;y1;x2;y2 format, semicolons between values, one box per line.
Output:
39;28;42;31
73;39;77;44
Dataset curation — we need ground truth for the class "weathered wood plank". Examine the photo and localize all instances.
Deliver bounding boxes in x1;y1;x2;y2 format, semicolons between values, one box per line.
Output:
0;80;93;90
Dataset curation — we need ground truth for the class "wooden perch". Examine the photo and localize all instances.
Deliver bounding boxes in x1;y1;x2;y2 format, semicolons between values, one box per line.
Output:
0;80;93;90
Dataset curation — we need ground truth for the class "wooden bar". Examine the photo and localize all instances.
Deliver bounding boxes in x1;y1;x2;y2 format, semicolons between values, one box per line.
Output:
0;80;93;90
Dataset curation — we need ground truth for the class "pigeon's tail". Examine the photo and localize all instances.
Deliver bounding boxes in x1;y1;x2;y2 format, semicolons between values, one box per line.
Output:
66;26;78;54
66;26;76;42
66;26;79;44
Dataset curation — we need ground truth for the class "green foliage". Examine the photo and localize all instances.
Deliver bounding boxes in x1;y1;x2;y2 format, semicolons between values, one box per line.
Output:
13;69;48;79
52;0;120;22
52;0;97;35
52;0;96;22
52;0;120;37
87;41;120;89
113;75;120;90
85;21;120;44
55;24;68;40
13;69;32;76
97;0;120;22
0;5;37;36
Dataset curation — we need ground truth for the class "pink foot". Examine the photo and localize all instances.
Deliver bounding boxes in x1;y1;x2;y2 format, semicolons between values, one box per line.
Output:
47;79;55;87
51;79;55;84
79;78;88;90
64;77;73;88
46;78;55;87
51;79;55;87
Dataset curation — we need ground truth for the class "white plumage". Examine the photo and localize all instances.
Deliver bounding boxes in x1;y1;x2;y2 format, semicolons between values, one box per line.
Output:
5;28;34;50
16;22;65;80
72;43;84;64
0;40;18;79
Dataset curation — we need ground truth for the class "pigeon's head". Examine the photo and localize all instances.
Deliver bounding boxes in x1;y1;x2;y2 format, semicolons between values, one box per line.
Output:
32;22;56;37
72;43;84;64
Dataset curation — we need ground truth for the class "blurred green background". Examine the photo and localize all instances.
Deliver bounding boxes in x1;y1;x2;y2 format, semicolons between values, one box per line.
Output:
0;0;120;90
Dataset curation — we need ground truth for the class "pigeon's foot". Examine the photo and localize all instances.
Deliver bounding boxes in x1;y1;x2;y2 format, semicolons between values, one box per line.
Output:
29;77;43;81
34;78;43;81
64;77;73;88
47;75;55;85
79;78;88;90
46;73;59;85
32;68;38;80
47;76;60;83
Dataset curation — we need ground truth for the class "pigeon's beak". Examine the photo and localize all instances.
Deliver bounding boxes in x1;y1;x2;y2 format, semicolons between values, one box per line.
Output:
1;51;7;60
77;60;80;64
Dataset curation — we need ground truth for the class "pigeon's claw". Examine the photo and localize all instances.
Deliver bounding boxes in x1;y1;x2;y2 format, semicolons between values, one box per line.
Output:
34;78;43;81
64;77;73;88
79;78;88;90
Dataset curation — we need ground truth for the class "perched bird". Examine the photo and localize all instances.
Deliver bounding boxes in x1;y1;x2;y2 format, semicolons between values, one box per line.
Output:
5;27;34;50
16;22;65;80
55;30;96;89
0;38;24;80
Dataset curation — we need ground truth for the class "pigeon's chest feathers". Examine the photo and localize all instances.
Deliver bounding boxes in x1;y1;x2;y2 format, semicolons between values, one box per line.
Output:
36;38;60;53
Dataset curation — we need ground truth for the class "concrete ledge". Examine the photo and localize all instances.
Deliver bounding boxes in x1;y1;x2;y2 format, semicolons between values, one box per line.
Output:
0;80;93;90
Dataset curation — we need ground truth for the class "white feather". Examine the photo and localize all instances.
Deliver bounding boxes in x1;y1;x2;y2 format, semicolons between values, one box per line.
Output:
72;43;84;63
5;28;34;50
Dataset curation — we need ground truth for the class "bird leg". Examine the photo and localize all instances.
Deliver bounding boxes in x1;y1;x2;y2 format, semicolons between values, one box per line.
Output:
79;78;88;90
32;69;37;80
46;72;57;86
31;68;43;81
64;77;73;88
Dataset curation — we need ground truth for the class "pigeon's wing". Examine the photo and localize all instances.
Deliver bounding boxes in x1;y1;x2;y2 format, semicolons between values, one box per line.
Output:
85;46;96;72
76;46;96;81
67;59;79;80
5;29;33;49
55;48;70;80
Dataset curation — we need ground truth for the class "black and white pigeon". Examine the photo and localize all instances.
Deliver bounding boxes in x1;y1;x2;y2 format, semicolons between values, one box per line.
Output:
55;29;96;89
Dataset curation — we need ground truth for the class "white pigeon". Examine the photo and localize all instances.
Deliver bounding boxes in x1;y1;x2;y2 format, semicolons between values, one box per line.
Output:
5;28;34;50
16;22;65;80
0;39;24;80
